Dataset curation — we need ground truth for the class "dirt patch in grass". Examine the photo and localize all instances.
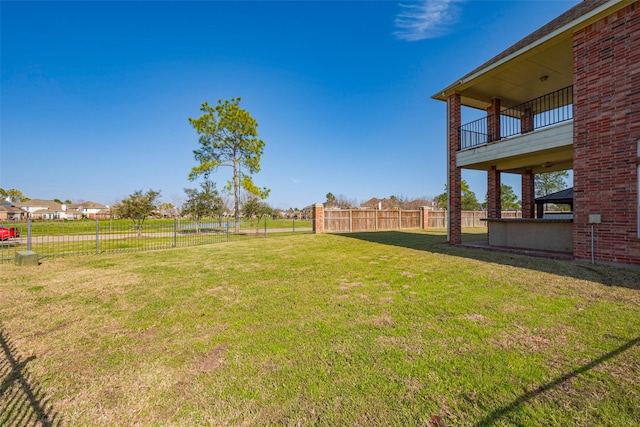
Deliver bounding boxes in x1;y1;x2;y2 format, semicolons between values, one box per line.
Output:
371;315;395;328
195;344;228;374
458;313;490;322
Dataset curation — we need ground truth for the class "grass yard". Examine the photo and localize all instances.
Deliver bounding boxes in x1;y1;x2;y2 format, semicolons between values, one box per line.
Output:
1;229;639;426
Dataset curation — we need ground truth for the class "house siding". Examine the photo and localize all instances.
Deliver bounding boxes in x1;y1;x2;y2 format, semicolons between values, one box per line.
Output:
573;1;640;264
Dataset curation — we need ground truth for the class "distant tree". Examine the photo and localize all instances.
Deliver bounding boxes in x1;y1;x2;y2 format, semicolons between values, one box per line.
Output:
501;184;520;210
188;97;269;232
388;194;409;209
182;181;223;232
325;192;355;208
435;180;480;210
0;188;25;203
54;198;63;204
242;195;273;225
335;194;356;209
325;192;336;206
535;171;569;197
484;184;520;210
112;189;161;236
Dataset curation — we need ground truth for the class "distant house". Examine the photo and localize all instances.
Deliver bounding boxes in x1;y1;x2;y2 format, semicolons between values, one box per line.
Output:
67;201;110;219
13;199;111;220
432;0;640;265
0;200;26;221
14;199;64;220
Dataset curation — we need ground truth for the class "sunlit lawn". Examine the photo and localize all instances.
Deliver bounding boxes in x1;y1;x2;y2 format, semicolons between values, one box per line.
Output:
1;229;639;426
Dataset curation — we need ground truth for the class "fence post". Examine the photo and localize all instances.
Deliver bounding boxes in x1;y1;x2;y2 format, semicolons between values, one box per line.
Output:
375;209;378;231
173;218;177;247
398;210;401;229
96;219;99;254
420;206;429;229
27;219;32;251
312;204;324;233
293;218;296;233
349;209;352;232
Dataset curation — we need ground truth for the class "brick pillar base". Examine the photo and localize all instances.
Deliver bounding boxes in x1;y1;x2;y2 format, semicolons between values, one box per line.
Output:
312;204;324;233
420;206;429;229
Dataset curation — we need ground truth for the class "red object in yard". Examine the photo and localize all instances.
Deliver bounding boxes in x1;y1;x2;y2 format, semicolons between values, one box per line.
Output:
0;227;20;240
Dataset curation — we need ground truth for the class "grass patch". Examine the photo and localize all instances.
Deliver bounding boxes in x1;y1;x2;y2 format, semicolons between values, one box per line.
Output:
1;229;639;426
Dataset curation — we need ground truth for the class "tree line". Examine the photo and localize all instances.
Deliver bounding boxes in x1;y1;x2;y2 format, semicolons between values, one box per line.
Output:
433;171;569;210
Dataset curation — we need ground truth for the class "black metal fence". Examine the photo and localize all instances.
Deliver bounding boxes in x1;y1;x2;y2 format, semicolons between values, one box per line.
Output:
1;218;311;264
459;85;573;150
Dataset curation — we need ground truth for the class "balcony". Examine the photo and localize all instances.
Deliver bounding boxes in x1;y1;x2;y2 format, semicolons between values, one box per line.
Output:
459;86;573;151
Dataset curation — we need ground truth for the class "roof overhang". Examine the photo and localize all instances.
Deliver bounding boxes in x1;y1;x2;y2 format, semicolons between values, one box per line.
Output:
432;0;631;110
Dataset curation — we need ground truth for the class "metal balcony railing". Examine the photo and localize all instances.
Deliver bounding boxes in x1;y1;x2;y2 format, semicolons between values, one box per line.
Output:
458;86;573;150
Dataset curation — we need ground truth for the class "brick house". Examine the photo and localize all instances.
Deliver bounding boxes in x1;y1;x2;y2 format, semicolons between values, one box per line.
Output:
433;0;640;265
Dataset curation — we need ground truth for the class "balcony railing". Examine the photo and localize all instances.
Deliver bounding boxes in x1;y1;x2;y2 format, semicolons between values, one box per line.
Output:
458;85;573;150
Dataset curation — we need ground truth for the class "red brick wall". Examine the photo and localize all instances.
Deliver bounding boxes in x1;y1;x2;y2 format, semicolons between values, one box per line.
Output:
573;2;640;264
521;170;535;219
448;93;462;244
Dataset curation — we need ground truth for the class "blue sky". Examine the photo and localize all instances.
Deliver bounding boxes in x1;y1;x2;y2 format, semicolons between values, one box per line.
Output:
1;0;579;209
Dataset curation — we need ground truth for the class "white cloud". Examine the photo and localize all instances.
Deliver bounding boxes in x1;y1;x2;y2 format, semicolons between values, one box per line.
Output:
394;0;463;41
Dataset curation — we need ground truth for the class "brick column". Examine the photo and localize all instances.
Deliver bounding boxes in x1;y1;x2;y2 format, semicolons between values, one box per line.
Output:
521;169;535;219
312;203;324;233
448;93;462;244
487;98;501;142
487;166;501;219
420;206;429;229
521;106;534;134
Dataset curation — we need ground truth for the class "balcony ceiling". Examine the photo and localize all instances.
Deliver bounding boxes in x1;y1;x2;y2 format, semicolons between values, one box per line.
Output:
457;35;574;111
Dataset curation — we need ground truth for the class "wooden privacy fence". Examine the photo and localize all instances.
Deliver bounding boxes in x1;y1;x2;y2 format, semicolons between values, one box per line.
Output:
324;209;422;233
426;210;521;228
319;207;522;233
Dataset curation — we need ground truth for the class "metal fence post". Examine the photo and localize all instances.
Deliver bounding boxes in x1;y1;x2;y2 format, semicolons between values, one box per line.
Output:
173;218;177;247
293;218;296;233
27;219;32;251
264;216;267;237
96;219;99;254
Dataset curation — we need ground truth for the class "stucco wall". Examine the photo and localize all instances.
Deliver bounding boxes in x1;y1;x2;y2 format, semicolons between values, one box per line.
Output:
488;219;573;253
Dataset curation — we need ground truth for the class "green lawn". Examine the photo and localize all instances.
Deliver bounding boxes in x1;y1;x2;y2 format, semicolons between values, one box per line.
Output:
1;229;639;426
